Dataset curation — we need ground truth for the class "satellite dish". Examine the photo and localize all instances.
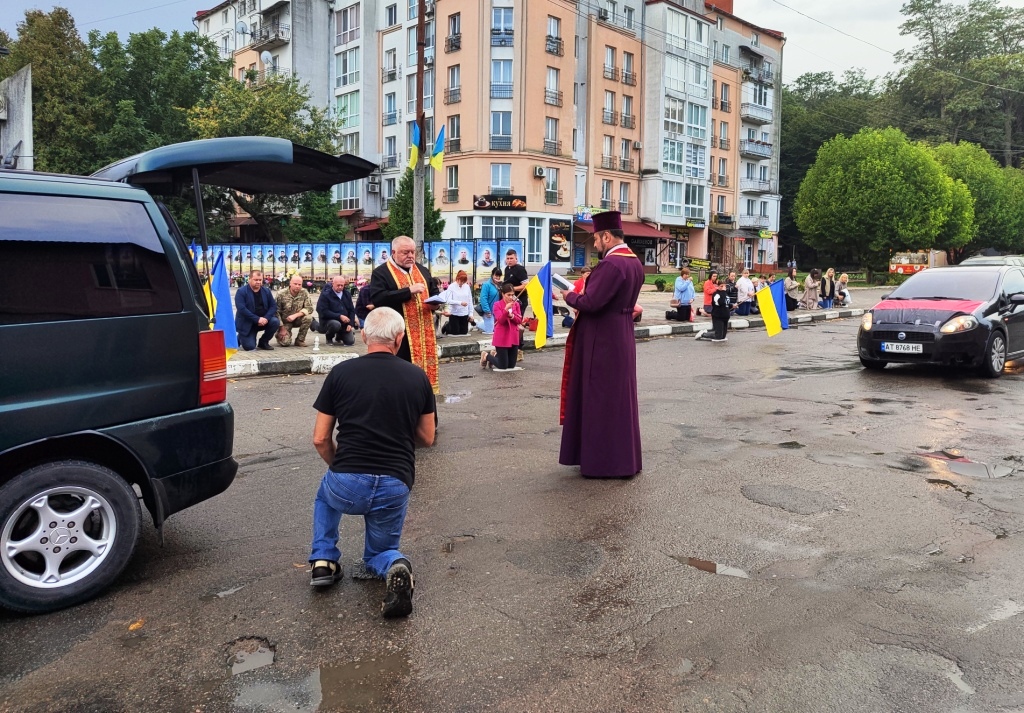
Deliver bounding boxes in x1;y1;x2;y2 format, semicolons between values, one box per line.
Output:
235;21;248;34
260;51;274;67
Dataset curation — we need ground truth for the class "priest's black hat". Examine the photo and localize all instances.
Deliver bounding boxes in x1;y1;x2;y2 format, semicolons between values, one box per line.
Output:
592;210;622;233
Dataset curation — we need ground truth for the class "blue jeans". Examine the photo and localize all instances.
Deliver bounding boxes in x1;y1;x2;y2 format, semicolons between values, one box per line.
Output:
238;316;280;350
309;470;410;577
736;301;752;316
481;313;494;334
819;299;833;309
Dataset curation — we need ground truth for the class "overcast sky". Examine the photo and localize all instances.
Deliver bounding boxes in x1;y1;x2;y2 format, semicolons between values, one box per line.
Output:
1;0;1019;83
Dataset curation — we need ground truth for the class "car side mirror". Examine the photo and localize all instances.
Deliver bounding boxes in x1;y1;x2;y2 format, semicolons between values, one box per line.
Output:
881;293;890;300
1010;293;1024;305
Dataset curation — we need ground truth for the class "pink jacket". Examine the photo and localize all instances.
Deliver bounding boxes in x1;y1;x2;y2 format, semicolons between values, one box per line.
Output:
492;299;523;348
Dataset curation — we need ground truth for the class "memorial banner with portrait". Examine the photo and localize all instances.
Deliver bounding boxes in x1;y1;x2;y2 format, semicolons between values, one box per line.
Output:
356;242;374;279
373;242;391;268
476;240;498;284
429;241;452;278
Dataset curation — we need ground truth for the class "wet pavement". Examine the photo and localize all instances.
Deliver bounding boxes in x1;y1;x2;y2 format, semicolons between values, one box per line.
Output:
3;309;1024;712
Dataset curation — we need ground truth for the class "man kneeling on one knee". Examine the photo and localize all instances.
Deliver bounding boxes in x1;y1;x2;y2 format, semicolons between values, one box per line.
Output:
308;306;436;618
276;274;315;346
316;275;357;346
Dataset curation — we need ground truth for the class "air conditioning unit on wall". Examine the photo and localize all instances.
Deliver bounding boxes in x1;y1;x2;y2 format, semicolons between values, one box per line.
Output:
534;166;546;178
424;56;434;67
367;183;380;193
598;9;609;21
633;141;642;150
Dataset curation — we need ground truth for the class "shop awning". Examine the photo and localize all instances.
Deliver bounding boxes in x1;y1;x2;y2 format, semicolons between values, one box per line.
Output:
228;216;257;226
710;227;757;241
337;209;360;218
354;220;384;232
575;220;671;239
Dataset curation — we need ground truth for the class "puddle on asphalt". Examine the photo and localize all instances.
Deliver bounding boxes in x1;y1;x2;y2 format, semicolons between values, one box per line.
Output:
227;637;276;675
444;390;471;403
318;652;409;711
675;556;749;579
917;450;1016;479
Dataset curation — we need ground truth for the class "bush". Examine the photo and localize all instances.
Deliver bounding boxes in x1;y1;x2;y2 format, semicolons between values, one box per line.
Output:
654;278;666;292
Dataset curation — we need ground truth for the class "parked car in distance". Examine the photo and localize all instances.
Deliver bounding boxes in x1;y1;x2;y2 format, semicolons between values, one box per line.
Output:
959;254;1024;267
858;265;1024;377
0;137;375;614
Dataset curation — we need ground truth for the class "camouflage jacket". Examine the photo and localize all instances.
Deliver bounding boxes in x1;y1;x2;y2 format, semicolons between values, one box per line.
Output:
276;288;314;320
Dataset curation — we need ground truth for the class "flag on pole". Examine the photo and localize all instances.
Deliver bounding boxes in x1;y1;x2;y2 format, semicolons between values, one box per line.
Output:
525;262;555;348
209;251;239;360
756;279;790;337
429;125;446;171
408;122;421;171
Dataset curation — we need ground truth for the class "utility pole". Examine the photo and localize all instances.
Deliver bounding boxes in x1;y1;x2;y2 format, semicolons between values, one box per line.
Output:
413;0;427;262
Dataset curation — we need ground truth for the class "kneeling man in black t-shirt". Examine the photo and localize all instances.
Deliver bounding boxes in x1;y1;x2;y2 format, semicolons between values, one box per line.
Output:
309;307;436;618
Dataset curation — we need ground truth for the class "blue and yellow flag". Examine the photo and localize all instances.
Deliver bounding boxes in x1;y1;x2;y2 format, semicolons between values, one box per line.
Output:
408;122;421;171
525;262;555;348
429;125;446;171
756;279;789;337
209;252;239;360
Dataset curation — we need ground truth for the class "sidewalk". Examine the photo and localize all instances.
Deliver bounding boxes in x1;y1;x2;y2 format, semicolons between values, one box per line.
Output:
226;287;879;378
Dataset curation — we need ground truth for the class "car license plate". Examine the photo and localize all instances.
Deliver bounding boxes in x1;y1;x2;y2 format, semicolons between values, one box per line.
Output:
881;342;923;354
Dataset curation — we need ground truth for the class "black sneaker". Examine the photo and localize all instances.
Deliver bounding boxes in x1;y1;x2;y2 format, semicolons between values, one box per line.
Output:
381;558;414;618
257;343;275;351
310;560;341;587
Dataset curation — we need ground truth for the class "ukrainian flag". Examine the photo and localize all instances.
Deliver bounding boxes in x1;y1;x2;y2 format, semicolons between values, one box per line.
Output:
408;122;420;171
525;262;554;348
756;279;789;337
209;251;239;360
429;125;445;171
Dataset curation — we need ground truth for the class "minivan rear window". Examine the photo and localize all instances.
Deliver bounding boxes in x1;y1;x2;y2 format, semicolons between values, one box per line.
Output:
0;194;182;323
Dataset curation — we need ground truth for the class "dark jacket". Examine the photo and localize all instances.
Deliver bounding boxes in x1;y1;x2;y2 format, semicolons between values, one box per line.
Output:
368;261;439;311
234;284;276;332
725;279;739;307
711;288;732;320
820;276;836;301
316;287;356;325
355;285;373;321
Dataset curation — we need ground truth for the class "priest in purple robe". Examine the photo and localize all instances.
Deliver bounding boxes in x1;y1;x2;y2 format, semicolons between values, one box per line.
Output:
558;211;645;478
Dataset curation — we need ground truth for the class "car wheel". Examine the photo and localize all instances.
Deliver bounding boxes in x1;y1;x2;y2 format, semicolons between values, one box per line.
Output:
980;331;1007;378
859;356;888;370
0;461;141;614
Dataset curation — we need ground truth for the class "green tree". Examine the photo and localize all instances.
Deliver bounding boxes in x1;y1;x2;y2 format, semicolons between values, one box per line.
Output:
186;73;340;241
794;128;964;276
381;169;446;250
282;191;350;244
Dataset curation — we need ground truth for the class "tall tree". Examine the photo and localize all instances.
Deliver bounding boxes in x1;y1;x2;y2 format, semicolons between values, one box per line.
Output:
381;169;446;250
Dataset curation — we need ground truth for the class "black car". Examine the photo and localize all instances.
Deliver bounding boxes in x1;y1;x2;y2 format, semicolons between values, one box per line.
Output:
858;265;1024;377
0;137;375;613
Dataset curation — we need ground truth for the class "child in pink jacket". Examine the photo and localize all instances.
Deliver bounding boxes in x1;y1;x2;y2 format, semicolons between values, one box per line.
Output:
480;283;523;370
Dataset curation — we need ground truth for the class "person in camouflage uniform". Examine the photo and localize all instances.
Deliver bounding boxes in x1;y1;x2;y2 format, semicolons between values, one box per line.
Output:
276;274;315;346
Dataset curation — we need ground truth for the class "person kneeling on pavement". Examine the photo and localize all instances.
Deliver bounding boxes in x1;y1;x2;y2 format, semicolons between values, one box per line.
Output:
316;275;357;345
276;274;315;346
234;269;279;351
308;307;436;618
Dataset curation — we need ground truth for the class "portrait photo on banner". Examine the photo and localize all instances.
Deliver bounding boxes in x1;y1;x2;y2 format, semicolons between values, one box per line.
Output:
357;242;374;277
374;242;391;267
429;241;452;278
476;240;498;283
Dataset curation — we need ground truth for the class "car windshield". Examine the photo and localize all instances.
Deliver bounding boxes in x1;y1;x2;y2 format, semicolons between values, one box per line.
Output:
887;269;998;302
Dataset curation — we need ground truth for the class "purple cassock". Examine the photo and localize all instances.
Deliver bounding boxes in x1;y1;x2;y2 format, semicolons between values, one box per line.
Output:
559;214;645;478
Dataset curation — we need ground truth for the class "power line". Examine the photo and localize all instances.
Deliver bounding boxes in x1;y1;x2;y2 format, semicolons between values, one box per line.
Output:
80;0;195;28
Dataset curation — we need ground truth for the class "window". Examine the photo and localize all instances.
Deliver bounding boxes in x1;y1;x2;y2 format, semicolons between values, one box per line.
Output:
623;7;634;30
385;178;396;198
746;198;756;214
337;47;360;87
548;15;560;37
745;162;756;179
447;165;459;189
384;49;397;74
338;178;361;209
490;163;511;191
527;219;543;263
544;168;559;204
221;9;228;23
662;139;684;175
690;62;709;97
687;103;707;140
751;32;760;46
340;132;359;155
753;83;769;106
619;182;630;209
337;91;360;128
662;181;683;216
720;121;729;140
547;67;559;91
460;216;474;241
448;114;461;138
716;15;724;30
572;128;577;151
664;96;685;134
203;19;210;33
384;92;397;114
407;22;434;66
666;56;687;93
717;195;726;213
492;7;513;32
408;0;417;20
690;20;706;45
448;64;461;89
760;200;769;217
0;195;182;322
604;90;615;112
747;127;757;140
620;138;631;159
384;135;396;162
482;216;519;241
721;83;730;103
622;95;633;120
407;75;416;112
685;184;704;219
605;46;616;69
491;59;513;95
601;179;613;206
760;164;769;181
448;12;460;36
491;111;512;137
623;51;634;77
666;10;685;50
545;117;558;141
385;4;398;26
337;4;360;45
721;45;731;64
406;73;434;111
718;157;727;177
603;135;614;158
685;143;706;179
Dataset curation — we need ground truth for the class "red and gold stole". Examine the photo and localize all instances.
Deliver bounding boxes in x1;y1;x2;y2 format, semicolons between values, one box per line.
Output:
385;261;440;393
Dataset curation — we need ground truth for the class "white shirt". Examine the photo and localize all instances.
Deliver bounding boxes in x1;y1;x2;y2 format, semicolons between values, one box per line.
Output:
445;282;473;317
736;276;755;303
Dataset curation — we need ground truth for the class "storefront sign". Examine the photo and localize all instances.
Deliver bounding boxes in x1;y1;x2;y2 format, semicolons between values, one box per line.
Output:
687;257;712;270
573;205;607;222
473;194;527;211
548;218;572;261
758;229;774;239
573;245;586;268
685;218;706;229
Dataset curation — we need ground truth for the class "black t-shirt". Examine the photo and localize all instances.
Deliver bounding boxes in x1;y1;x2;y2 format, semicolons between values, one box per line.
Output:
313;352;436;488
504;263;529;306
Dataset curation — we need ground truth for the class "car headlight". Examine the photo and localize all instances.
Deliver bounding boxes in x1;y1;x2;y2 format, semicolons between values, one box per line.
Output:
861;312;873;330
939;315;978;333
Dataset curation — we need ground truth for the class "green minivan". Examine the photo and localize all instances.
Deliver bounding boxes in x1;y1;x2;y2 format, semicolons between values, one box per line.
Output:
0;137;374;613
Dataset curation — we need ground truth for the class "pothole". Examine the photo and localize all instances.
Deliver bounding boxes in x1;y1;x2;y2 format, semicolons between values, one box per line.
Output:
673;555;749;579
226;637;276;675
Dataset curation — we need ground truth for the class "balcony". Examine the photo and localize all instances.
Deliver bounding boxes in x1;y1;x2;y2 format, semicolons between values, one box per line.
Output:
382;111;399;126
381;154;399;170
382;67;398;83
620;114;635;129
600;155;616;170
738;214;770;229
619;158;634;172
721;99;732;112
490;135;512;151
740;178;776;193
716;174;729;187
711;136;717;148
446;138;462;153
719;137;731;150
335;26;358;46
490;83;513;99
491;29;514;47
618;200;633;215
252;24;290;50
490;186;514;196
545;35;564;56
740;103;773;124
711;212;735;226
621;70;636;86
444;87;461;104
543;139;561;155
602;109;618;126
739;140;773;159
339;197;361;211
544;89;563;107
445;34;461;53
712;97;719;109
600;198;614;209
336;72;360;88
744;66;774;85
602;65;619;81
443;188;459;203
544;189;562;206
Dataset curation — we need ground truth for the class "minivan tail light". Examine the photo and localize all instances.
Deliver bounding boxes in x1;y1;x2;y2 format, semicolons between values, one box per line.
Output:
199;330;228;405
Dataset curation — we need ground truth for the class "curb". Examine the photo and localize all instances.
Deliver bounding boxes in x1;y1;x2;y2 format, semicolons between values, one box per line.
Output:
226;308;864;378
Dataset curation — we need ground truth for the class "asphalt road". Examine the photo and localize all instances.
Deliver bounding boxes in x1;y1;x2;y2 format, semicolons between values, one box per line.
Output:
3;308;1024;713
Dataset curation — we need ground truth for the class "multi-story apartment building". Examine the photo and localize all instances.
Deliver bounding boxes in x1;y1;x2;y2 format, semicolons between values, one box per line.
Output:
705;0;783;273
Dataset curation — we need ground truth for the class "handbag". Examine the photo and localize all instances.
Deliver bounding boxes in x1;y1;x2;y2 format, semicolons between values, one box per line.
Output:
669;299;680;308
